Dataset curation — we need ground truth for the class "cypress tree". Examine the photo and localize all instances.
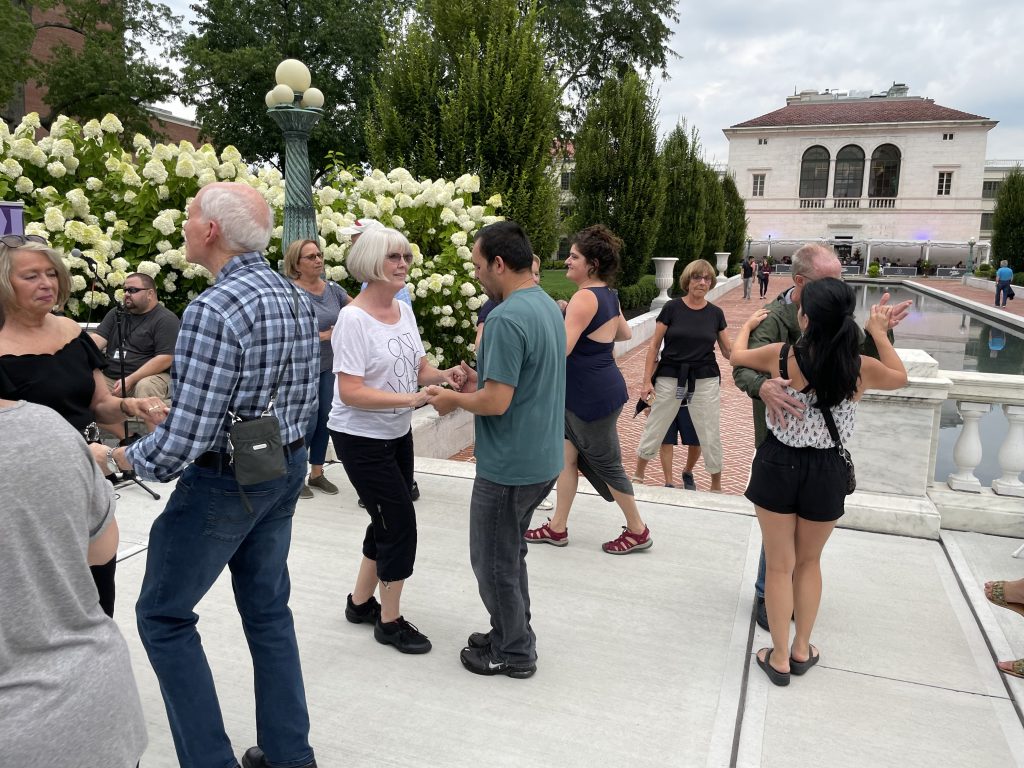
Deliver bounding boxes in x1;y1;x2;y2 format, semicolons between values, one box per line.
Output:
992;166;1024;273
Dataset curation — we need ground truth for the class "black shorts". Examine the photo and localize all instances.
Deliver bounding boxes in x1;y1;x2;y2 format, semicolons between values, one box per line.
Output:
662;404;700;446
744;432;847;522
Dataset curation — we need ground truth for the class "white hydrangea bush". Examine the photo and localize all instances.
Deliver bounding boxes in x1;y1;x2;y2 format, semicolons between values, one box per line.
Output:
0;113;503;364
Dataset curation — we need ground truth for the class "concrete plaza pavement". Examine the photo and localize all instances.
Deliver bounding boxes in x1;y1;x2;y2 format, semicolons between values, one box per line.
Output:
111;458;1024;767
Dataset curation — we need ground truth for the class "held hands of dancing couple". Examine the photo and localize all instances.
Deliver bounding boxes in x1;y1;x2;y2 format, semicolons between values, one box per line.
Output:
424;361;478;416
751;292;911;429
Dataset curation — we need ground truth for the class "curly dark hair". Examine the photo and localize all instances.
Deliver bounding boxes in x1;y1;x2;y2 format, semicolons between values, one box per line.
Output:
571;224;623;284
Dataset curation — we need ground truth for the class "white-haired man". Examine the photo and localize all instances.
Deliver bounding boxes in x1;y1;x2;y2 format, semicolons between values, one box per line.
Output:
110;182;319;768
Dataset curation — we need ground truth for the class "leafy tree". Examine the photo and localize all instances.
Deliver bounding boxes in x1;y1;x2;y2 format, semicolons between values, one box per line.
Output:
571;70;664;286
0;2;35;108
1;0;181;137
180;0;402;177
655;121;705;281
369;0;562;256
534;0;679;131
700;164;726;263
721;173;748;268
992;166;1024;273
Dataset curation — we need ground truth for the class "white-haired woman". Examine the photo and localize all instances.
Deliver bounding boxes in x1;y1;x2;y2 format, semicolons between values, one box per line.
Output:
0;235;167;618
328;227;464;654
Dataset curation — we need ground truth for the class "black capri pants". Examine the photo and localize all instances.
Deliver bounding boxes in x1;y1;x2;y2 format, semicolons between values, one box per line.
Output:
744;432;848;522
331;429;417;582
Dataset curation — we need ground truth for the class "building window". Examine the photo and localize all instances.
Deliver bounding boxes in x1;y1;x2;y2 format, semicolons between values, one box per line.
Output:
758;137;768;145
833;145;865;199
560;171;573;191
752;174;765;197
981;212;994;231
983;180;1002;199
868;144;901;198
937;171;953;196
799;146;830;199
942;133;954;141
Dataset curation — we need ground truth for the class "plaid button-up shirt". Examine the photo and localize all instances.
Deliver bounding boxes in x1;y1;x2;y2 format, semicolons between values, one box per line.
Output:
127;252;318;482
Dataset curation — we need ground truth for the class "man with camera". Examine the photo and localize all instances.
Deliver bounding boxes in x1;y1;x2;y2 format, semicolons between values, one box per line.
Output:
89;272;179;438
109;182;319;768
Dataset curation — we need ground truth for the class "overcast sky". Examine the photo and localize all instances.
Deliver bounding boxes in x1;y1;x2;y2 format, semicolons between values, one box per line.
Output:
162;1;1023;165
660;0;1024;164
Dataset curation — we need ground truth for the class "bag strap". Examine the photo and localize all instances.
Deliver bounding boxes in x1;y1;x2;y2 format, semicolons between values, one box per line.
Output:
819;403;844;450
778;343;790;380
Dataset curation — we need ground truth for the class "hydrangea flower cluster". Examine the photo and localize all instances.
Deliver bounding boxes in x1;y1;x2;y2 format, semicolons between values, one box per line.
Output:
0;113;503;366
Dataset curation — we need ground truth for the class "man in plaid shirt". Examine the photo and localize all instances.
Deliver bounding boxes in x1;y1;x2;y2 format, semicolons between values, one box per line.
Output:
113;182;319;768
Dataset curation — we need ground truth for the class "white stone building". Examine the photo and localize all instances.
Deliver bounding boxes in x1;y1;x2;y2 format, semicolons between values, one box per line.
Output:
724;84;1000;268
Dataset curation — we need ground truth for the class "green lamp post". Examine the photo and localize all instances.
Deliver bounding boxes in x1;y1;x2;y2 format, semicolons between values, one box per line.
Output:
265;59;325;253
963;236;976;284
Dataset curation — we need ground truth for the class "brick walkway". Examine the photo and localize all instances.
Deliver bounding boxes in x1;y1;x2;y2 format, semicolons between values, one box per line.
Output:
449;276;796;496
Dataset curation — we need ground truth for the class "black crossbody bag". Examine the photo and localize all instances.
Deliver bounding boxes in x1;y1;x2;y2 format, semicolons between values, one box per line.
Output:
779;343;856;495
227;287;300;489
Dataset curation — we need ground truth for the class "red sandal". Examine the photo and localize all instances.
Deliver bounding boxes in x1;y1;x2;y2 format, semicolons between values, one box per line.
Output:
524;520;568;547
602;525;652;555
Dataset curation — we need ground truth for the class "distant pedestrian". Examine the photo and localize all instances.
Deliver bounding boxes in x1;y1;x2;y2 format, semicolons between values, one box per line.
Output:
758;260;772;299
742;257;755;300
995;260;1014;308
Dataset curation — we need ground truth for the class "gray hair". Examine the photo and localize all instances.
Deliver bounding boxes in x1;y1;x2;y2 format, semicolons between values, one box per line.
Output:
0;241;70;328
346;227;411;283
198;185;273;254
791;242;839;281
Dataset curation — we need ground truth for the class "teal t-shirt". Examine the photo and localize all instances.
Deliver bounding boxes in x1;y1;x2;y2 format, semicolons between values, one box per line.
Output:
474;285;566;485
996;266;1014;282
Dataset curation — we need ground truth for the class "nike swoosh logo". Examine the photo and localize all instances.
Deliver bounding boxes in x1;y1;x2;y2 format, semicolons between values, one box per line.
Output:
487;660;504;670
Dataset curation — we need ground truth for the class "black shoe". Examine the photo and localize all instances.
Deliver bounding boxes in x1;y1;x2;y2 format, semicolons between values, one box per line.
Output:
755;596;769;632
467;630;491;649
681;471;696;491
374;616;432;654
241;746;317;768
119;469;136;482
345;593;381;625
410;480;420;501
460;645;536;679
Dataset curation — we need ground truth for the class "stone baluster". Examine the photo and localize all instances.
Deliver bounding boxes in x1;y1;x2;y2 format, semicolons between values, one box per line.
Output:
992;404;1024;497
947;401;991;492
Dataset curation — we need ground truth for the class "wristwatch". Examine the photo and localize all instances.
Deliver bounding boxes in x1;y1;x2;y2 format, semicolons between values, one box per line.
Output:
106;446;119;475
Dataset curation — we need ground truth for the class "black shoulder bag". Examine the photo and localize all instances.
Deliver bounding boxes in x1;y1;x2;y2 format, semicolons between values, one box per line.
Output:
780;343;856;495
227;287;300;488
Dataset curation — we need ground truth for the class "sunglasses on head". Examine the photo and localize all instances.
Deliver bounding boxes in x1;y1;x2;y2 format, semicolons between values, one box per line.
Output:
0;234;48;248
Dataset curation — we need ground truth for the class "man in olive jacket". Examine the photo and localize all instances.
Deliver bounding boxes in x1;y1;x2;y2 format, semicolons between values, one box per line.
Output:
732;243;910;630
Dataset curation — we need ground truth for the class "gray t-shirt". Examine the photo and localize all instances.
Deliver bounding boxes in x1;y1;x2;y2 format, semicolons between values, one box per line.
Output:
0;401;147;767
298;280;348;373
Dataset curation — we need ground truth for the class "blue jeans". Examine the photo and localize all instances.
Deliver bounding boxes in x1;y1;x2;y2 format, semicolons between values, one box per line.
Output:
469;475;556;664
756;546;766;599
136;448;314;768
996;281;1011;307
304;369;334;466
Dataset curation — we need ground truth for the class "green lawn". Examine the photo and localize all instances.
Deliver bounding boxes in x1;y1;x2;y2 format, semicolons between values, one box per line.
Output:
540;268;576;297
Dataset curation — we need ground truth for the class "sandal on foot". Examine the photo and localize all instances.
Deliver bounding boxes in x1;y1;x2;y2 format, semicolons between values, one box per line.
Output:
985;581;1024;618
998;659;1024;679
789;645;820;675
601;525;652;555
630;475;645;485
524;520;568;547
756;648;790;686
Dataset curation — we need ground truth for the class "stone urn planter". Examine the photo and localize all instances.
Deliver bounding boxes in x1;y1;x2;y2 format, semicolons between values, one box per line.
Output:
714;251;730;278
651;257;677;311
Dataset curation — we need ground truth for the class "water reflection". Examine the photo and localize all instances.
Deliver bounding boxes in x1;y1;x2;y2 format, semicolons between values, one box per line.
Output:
851;283;1021;484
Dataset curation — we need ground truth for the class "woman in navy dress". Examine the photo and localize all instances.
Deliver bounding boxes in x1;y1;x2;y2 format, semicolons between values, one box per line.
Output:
524;225;651;554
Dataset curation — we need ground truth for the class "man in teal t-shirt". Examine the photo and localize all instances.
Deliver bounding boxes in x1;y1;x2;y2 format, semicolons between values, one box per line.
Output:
426;221;565;679
995;259;1015;308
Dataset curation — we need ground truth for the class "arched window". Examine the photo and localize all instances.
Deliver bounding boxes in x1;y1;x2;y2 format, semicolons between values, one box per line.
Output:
833;145;865;198
799;146;830;198
869;144;901;197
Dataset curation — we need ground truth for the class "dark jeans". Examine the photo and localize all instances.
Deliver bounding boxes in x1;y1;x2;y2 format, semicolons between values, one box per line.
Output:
756;547;766;599
304;369;335;466
136;447;314;768
332;429;417;582
469;475;557;664
996;281;1011;307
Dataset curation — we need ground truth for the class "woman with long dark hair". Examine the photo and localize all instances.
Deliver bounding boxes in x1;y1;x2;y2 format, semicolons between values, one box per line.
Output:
730;277;907;686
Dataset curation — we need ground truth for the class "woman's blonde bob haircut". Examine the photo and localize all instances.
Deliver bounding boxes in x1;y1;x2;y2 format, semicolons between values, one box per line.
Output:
0;241;70;327
678;258;717;295
346;227;412;283
283;239;320;280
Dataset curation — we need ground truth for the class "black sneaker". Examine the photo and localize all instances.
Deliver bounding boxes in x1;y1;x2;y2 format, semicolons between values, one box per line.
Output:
460;645;536;679
374;616;432;654
345;593;381;625
681;471;696;491
467;631;491;649
755;595;769;632
410;480;420;501
241;746;316;768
